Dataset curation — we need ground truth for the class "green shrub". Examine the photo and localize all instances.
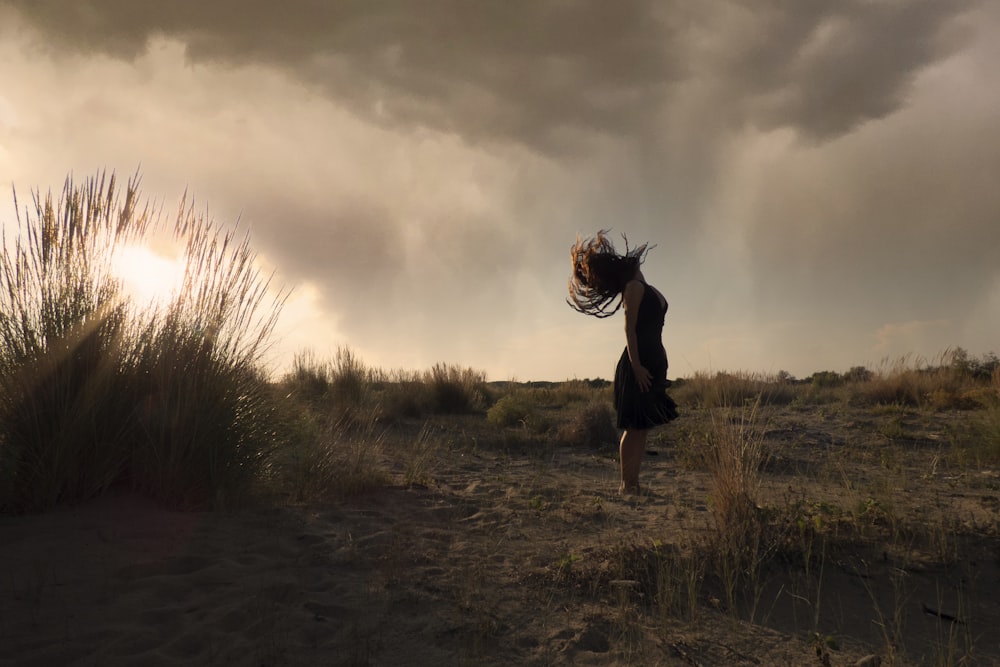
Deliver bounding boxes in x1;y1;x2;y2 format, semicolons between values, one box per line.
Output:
487;391;537;428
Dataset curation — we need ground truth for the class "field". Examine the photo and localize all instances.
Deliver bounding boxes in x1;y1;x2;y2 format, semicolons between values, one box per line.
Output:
3;360;999;666
2;173;998;665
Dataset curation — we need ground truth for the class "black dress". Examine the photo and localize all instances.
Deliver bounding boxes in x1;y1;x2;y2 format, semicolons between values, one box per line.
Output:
614;282;679;430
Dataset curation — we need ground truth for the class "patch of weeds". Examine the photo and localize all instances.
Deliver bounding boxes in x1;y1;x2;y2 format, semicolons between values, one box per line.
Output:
705;396;770;535
555;552;582;578
281;407;391;501
810;632;839;667
402;422;441;487
855;496;892;526
555;400;618;449
529;495;547;511
970;402;1000;465
877;413;907;441
779;497;846;540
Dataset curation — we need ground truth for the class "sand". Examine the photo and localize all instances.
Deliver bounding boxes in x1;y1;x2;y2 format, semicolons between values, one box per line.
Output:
2;409;998;665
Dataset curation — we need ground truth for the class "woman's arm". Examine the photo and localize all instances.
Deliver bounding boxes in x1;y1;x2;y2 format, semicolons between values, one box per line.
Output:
623;280;652;392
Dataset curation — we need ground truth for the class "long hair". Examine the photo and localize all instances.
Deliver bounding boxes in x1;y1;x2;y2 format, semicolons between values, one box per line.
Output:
567;230;650;318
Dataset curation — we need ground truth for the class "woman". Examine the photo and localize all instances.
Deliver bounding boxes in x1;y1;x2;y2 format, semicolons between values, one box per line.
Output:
568;230;678;494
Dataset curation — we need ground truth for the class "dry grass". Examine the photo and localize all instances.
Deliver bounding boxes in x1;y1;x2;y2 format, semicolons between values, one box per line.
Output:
704;396;769;533
0;171;283;512
4;348;1000;664
556;400;618;449
279;407;390;502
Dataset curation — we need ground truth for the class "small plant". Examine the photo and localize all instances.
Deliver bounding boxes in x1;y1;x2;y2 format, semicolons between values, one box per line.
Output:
282;406;390;501
967;401;1000;465
556;552;582;576
401;422;441;487
705;396;769;534
877;413;907;441
856;497;890;525
556;400;617;449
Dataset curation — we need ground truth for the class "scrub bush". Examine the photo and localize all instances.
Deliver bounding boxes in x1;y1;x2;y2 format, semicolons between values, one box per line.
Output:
0;171;283;512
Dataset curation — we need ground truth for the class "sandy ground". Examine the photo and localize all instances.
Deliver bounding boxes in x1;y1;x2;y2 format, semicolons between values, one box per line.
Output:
2;409;998;666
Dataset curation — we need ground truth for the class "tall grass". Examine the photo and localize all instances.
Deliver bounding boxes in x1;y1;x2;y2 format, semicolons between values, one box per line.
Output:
280;407;390;502
852;349;998;410
0;171;283;513
282;350;490;422
424;363;490;413
673;371;796;409
705;396;769;534
678;393;780;619
669;351;999;412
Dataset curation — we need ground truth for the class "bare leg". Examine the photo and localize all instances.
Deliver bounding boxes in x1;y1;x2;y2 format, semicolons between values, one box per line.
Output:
619;428;648;493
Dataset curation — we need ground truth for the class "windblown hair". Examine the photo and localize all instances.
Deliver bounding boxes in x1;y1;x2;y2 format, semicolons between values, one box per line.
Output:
567;230;650;318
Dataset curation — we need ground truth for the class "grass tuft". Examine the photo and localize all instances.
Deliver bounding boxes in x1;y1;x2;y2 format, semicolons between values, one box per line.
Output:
556;400;618;449
705;396;769;535
0;171;283;513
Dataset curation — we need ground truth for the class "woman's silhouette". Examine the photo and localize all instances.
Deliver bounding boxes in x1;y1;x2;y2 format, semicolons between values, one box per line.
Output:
568;230;678;493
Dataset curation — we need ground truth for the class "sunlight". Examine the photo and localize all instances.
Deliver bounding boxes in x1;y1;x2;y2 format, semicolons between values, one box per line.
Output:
110;243;186;308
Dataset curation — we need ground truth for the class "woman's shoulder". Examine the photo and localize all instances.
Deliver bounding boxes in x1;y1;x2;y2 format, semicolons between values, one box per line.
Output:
623;278;645;293
622;279;645;308
622;279;645;298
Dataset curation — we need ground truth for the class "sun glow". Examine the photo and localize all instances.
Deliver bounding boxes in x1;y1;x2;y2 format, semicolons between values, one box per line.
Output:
111;243;186;308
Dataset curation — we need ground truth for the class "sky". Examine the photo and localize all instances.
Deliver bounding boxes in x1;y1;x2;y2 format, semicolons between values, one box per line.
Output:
1;1;998;382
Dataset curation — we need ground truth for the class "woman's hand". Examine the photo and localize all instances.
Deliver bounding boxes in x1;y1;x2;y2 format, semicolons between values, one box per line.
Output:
632;363;652;392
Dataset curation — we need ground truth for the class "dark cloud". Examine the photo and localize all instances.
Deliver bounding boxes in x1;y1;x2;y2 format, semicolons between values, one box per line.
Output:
4;0;974;150
726;0;975;139
248;199;404;292
3;0;994;377
743;95;1000;330
239;186;528;349
4;0;678;153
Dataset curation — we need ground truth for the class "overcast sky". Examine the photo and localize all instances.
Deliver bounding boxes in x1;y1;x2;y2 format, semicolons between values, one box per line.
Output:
1;1;998;381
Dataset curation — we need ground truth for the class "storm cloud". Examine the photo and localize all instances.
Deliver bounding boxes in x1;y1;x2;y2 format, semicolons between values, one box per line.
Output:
1;0;996;379
6;0;972;146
